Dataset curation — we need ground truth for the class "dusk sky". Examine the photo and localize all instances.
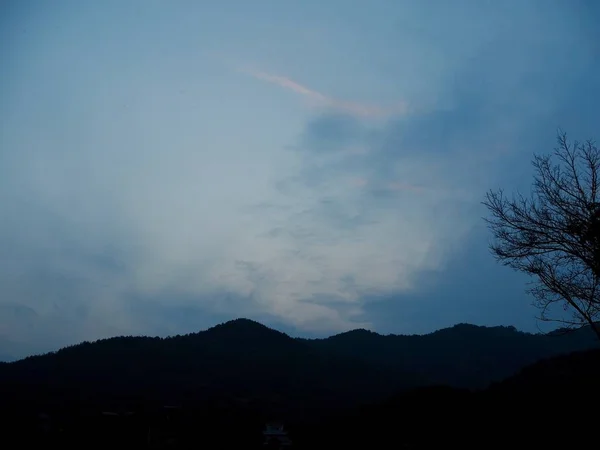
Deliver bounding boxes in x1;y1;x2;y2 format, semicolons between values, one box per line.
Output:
1;0;599;359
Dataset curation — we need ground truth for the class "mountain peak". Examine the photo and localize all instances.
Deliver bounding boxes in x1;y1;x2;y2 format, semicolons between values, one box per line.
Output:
326;328;380;342
210;318;270;330
205;318;290;340
218;318;263;326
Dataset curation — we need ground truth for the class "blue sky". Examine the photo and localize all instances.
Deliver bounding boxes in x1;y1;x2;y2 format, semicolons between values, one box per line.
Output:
1;0;599;358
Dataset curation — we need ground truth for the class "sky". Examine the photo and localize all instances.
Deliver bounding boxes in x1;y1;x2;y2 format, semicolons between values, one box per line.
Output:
1;0;599;359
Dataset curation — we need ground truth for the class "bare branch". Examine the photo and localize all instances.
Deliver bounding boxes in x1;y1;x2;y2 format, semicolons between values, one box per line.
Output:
483;131;600;340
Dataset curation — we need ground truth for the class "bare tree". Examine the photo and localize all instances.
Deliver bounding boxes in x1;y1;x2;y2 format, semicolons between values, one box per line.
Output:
483;132;600;340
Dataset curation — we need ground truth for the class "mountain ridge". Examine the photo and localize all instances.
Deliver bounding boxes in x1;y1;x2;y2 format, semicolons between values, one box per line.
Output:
1;317;599;447
2;318;598;382
5;318;587;363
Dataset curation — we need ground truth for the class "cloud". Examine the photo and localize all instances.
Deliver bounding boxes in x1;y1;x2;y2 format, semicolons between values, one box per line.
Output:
0;0;598;357
238;66;409;118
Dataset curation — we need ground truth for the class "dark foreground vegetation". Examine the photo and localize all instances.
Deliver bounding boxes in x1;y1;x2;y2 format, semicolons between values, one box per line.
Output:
1;319;598;448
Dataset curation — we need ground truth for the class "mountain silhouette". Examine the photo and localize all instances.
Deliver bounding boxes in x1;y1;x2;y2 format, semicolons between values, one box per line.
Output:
309;348;600;449
301;322;599;388
1;318;597;411
488;347;600;398
1;318;599;448
0;319;417;418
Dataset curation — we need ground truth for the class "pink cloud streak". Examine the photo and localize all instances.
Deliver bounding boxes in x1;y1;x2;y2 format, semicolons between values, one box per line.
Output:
240;67;408;118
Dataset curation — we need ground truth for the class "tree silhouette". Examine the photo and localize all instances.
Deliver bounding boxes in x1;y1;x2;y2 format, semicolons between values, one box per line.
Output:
483;132;600;339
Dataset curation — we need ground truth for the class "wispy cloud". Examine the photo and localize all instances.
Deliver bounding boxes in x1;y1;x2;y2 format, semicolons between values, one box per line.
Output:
239;67;408;118
0;0;597;358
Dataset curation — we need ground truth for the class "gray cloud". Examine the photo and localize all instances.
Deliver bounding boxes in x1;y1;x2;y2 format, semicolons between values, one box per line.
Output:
301;114;367;152
0;1;598;357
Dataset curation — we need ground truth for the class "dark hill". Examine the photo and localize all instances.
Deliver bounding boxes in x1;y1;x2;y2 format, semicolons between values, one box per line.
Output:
301;322;599;388
1;319;600;448
487;347;600;398
308;349;600;449
203;317;289;341
0;319;417;418
2;319;597;414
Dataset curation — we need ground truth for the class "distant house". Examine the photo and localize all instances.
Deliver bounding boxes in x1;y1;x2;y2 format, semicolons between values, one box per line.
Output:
263;422;292;448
